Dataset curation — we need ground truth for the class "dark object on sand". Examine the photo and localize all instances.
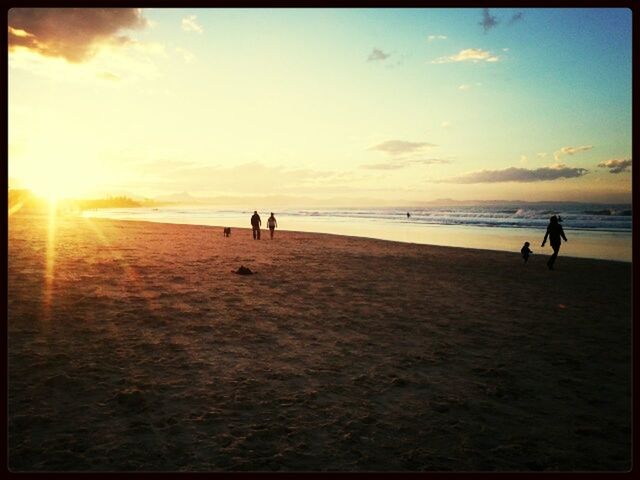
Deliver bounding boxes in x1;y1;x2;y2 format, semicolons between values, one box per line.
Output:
234;265;254;275
223;227;231;237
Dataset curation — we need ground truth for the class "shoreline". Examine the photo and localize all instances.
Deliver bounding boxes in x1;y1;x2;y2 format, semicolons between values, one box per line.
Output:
8;214;632;471
76;212;632;263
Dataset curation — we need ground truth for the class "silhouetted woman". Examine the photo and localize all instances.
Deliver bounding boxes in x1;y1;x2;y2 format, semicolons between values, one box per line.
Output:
541;215;567;270
267;212;278;239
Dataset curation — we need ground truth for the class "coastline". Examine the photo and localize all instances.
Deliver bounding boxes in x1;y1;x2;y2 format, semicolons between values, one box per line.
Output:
8;214;632;471
80;210;632;263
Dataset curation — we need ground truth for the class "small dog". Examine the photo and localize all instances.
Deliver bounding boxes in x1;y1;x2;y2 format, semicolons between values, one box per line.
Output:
223;227;231;237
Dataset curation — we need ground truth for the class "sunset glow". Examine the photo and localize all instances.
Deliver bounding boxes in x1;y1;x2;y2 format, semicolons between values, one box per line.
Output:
8;8;632;204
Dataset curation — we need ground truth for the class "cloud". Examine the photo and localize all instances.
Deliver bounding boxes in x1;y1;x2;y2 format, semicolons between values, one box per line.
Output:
8;8;147;62
369;140;438;156
412;158;450;165
427;35;447;42
442;165;589;183
458;84;471;90
537;152;548;159
508;12;524;25
479;8;499;33
181;15;203;34
367;48;390;62
130;161;357;196
361;158;450;170
432;48;500;64
9;34;164;84
97;71;120;81
175;47;195;63
553;145;593;161
598;158;632;174
361;163;406;170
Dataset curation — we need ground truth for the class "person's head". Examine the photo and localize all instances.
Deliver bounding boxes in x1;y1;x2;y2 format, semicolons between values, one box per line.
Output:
550;215;558;224
254;210;257;214
270;212;274;216
524;242;530;247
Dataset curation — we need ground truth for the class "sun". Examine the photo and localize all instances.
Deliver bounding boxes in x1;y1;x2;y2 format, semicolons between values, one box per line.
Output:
21;163;99;203
27;177;79;203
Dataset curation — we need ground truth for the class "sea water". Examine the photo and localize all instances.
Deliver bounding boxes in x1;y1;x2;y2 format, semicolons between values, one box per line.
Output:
81;203;632;262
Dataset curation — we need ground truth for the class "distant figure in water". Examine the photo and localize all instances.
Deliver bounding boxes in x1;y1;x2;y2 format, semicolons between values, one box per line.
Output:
541;215;567;270
521;241;533;263
407;212;411;218
251;211;261;240
267;212;278;239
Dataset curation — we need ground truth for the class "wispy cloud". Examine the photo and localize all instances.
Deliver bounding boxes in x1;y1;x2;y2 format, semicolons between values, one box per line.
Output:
98;71;120;81
9;39;163;84
427;35;447;42
479;8;499;33
181;15;203;34
553;145;593;161
458;84;471;90
367;48;390;62
130;161;356;196
362;158;450;170
8;8;147;62
361;163;406;171
442;165;589;183
369;140;438;156
598;158;632;174
432;48;500;64
508;12;524;25
175;47;195;63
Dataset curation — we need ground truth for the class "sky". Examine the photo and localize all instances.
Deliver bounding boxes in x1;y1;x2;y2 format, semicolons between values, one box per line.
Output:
8;8;633;204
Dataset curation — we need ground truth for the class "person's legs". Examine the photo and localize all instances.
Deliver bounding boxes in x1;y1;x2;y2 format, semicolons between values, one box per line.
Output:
270;227;274;239
548;243;560;269
257;228;260;240
252;227;257;240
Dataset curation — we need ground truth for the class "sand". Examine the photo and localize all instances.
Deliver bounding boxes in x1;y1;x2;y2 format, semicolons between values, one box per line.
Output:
8;214;631;472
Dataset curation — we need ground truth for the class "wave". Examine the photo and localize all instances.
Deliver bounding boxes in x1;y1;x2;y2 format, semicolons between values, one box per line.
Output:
584;209;632;216
83;203;632;233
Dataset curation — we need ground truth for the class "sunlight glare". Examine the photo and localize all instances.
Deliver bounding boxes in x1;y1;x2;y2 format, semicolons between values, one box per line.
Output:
42;198;57;320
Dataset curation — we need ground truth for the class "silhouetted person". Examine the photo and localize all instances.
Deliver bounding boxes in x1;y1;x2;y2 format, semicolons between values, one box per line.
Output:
541;215;567;270
407;212;411;218
521;241;533;263
251;211;261;240
267;212;278;239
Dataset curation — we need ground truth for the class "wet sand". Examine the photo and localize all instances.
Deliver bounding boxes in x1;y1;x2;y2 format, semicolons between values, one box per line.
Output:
8;214;631;471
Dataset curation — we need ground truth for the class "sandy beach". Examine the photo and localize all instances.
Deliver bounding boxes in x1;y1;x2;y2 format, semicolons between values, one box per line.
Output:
8;214;631;471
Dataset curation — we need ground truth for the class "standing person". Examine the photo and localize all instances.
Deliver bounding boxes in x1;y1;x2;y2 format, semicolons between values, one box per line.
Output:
267;212;278;239
250;210;261;240
541;215;568;270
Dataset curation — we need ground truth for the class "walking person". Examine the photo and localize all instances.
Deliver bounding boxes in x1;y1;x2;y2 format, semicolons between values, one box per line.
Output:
251;210;261;240
520;241;533;263
267;212;278;240
541;215;567;270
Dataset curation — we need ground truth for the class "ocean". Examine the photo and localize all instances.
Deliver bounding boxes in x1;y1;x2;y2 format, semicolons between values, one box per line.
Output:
81;202;632;262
